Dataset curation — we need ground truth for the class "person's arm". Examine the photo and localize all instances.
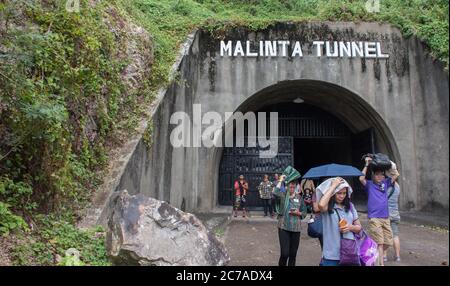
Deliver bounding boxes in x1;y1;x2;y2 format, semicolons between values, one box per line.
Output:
299;196;307;219
318;177;343;212
272;175;285;197
340;219;362;234
340;204;362;234
243;182;248;196
272;186;281;197
312;191;320;213
391;171;399;183
313;201;320;213
359;157;372;186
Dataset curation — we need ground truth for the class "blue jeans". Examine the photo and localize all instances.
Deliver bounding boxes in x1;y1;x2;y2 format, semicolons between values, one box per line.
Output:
320;258;340;266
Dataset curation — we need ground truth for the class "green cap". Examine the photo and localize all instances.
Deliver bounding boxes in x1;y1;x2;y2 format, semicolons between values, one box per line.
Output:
282;165;301;184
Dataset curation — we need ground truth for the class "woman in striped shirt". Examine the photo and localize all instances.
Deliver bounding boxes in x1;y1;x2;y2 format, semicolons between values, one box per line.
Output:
273;174;307;266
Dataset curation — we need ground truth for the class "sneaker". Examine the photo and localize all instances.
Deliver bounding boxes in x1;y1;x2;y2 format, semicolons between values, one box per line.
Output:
383;256;388;262
395;256;401;262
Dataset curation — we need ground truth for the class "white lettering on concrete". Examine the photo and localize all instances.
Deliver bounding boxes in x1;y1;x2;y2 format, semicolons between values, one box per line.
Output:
218;40;389;58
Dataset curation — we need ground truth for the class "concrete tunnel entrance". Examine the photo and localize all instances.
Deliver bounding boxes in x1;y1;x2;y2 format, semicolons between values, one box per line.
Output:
217;80;400;211
85;22;448;229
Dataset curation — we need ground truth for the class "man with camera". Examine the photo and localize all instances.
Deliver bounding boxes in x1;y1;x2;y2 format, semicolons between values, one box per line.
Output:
360;156;400;266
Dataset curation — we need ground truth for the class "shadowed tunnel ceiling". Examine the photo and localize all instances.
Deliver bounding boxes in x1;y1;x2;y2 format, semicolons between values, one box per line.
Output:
231;79;400;163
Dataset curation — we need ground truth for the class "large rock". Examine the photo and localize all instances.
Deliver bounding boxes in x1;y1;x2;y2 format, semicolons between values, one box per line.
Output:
106;190;230;266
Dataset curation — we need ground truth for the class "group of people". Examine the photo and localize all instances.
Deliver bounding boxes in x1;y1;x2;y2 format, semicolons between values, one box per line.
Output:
233;174;316;219
232;156;402;266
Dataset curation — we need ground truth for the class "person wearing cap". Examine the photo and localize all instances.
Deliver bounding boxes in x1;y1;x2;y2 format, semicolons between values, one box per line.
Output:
317;177;362;266
360;157;400;266
272;166;306;266
233;175;249;218
384;162;402;262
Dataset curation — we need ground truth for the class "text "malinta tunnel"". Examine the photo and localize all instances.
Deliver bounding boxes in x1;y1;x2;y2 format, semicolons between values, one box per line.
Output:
220;40;389;58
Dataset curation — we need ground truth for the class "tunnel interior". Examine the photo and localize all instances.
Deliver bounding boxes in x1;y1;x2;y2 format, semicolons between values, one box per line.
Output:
217;80;397;211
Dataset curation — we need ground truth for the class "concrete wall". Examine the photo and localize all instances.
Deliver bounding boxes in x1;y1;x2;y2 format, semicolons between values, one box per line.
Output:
115;22;449;214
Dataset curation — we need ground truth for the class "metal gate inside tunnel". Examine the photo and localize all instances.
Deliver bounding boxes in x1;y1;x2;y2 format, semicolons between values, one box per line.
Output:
218;103;375;210
219;137;294;207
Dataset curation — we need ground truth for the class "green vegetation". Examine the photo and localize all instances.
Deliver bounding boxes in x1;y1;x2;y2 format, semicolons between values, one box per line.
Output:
0;0;135;265
0;202;29;236
0;0;448;265
0;178;33;235
214;227;226;238
0;0;136;216
10;215;110;266
115;0;448;89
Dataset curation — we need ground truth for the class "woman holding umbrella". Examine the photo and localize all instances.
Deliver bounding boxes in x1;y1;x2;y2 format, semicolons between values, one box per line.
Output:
303;163;364;257
273;166;307;266
317;177;362;266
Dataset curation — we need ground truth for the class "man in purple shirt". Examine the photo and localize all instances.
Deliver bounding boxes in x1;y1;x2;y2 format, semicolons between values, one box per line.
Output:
360;156;399;266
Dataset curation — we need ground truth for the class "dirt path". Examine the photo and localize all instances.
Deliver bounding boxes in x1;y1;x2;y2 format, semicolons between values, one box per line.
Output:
223;213;449;266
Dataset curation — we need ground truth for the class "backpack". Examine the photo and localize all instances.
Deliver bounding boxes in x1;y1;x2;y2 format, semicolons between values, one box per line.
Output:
362;153;392;171
307;215;323;238
275;183;288;216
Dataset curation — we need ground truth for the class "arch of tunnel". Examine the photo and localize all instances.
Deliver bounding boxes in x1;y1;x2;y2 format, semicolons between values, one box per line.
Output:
96;22;449;223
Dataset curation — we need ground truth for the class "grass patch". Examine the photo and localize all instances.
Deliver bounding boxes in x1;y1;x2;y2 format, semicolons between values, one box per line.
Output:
10;215;110;266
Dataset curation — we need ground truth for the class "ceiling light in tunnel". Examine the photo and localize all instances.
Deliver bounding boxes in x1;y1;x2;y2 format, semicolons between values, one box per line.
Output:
293;97;304;104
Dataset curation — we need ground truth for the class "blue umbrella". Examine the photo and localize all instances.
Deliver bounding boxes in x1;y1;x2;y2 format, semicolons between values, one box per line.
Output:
302;163;364;179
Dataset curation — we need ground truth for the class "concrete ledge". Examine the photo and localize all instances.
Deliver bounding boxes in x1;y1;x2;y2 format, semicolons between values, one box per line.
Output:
354;203;449;229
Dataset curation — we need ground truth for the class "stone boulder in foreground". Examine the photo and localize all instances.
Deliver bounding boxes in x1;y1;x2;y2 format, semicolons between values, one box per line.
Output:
106;190;230;266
